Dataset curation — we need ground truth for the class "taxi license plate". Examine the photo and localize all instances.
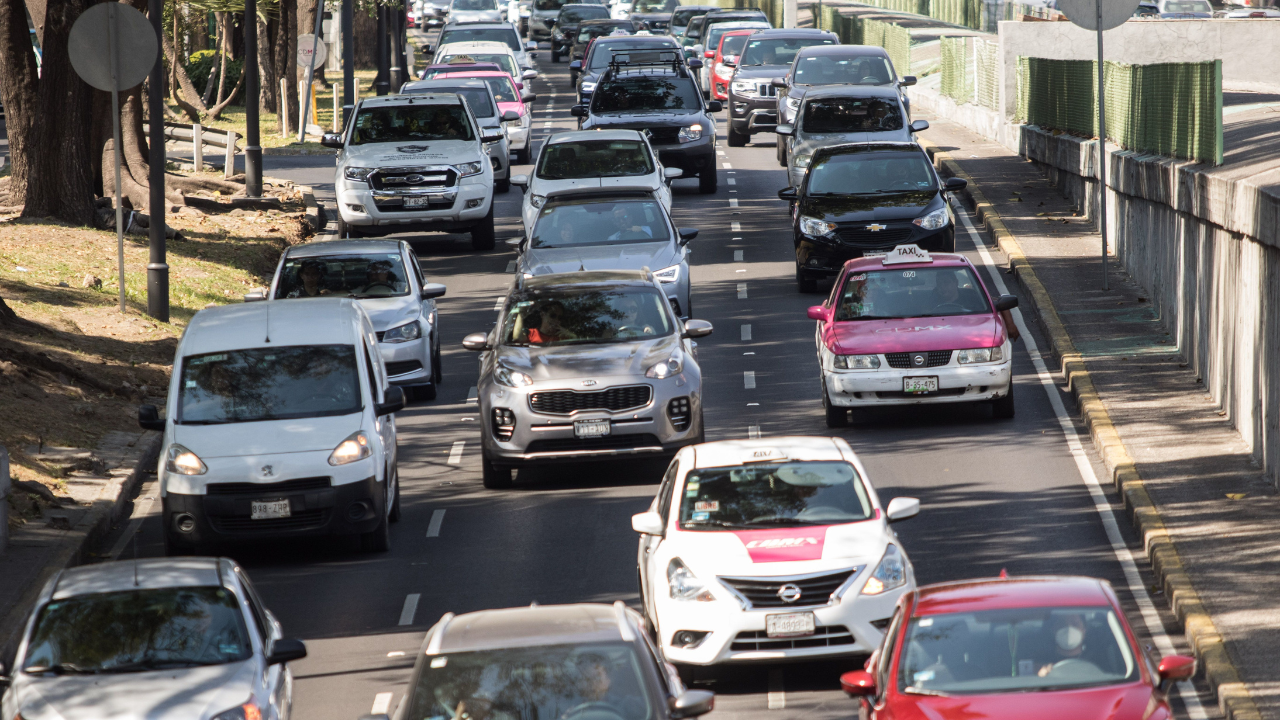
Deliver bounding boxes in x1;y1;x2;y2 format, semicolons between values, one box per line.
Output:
250;499;291;520
766;612;816;638
903;376;939;394
574;419;611;438
404;197;432;208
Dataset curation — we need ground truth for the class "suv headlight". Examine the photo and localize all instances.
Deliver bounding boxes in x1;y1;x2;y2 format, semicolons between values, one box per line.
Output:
382;321;422;343
646;350;683;379
799;215;836;236
834;354;880;369
730;79;757;97
495;364;534;388
862;545;907;595
913;206;949;230
653;264;680;284
166;444;207;476
792;153;813;169
957;346;1004;364
677;124;703;143
344;166;373;182
667;558;714;601
580;81;597;93
329;431;372;466
456;161;485;177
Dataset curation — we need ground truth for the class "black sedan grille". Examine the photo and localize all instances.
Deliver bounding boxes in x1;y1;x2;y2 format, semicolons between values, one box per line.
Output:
369;167;457;191
529;385;652;415
836;225;914;247
885;351;953;369
206;477;332;495
719;569;859;609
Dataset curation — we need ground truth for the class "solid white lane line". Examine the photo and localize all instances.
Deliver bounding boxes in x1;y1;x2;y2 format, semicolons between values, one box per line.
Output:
427;509;446;537
734;250;743;261
722;162;732;169
731;221;741;232
398;594;420;626
729;198;739;208
466;386;478;404
737;283;747;299
741;324;751;341
744;371;756;389
767;669;785;709
505;259;516;272
447;441;465;465
371;693;393;715
748;425;761;439
955;203;1208;720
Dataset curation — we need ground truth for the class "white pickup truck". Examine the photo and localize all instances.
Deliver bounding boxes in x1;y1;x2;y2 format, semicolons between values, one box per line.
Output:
324;94;503;250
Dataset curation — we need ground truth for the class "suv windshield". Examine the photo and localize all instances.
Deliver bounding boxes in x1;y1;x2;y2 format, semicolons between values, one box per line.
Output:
537;139;653;179
439;27;521;53
740;36;833;66
634;0;678;11
899;607;1137;695
560;5;608;22
408;642;655;720
275;254;410;299
589;42;679;71
594;73;700;113
350;104;474;144
679;461;872;530
671;7;708;26
794;54;893;85
803;97;902;133
807;151;936;195
178;345;362;424
502;288;673;346
835;266;990;320
533;199;670;247
23;587;252;674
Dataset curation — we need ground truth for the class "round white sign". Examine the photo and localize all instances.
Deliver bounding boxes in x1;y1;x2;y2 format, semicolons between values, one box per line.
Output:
1057;0;1140;30
297;34;328;68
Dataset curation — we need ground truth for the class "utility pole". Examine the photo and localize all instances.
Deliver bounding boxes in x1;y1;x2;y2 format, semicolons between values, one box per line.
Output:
376;5;390;95
784;0;797;28
244;0;263;197
343;0;355;123
147;0;168;321
390;5;405;90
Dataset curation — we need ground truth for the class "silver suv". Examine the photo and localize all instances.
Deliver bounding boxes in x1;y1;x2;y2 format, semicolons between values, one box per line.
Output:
462;271;712;489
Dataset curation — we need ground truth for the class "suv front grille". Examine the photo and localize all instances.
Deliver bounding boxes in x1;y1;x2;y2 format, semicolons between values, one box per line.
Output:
369;167;457;191
525;433;662;454
647;127;682;143
885;351;953;369
756;83;778;97
719;569;860;609
529;385;652;415
836;225;914;247
206;477;332;495
730;625;855;652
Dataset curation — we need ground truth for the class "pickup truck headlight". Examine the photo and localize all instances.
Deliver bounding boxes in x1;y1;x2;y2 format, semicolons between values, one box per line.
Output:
456;161;485;177
677;124;703;143
957;346;1004;364
730;79;756;97
834;354;880;369
792;153;813;169
495;364;534;388
344;166;374;182
799;215;836;236
382;321;422;343
913;206;949;230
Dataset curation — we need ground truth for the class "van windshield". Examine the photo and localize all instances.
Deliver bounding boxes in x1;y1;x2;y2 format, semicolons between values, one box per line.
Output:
178;345;362;424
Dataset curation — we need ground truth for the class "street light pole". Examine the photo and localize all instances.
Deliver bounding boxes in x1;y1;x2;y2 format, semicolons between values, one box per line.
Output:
375;4;390;95
343;0;355;123
147;0;168;321
1096;0;1108;290
244;0;263;197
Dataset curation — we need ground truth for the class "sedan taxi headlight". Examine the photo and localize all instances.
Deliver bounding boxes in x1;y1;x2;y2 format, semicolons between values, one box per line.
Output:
456;161;485;177
495;364;534;388
329;431;372;466
913;206;949;230
166;444;207;476
677;124;703;143
799;215;836;237
957;346;1003;364
529;194;547;209
834;354;880;369
503;119;522;130
211;703;263;720
653;264;680;284
730;79;757;96
382;321;422;343
343;166;374;182
792;153;813;169
862;545;907;596
667;558;714;601
645;350;683;379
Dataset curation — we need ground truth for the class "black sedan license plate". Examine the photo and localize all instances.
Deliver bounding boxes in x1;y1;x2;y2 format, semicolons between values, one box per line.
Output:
574;419;611;438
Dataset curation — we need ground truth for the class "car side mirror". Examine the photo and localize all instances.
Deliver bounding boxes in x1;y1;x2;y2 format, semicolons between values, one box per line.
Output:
775;123;794;136
569;60;583;70
703;49;715;58
777;187;797;201
421;282;447;300
663;167;684;181
462;332;491;351
944;176;967;192
522;91;538;103
687;58;703;70
885;496;920;522
243;289;267;302
522;68;539;79
682;319;713;338
266;638;308;665
1157;655;1196;685
771;76;788;88
321;132;345;149
375;385;406;416
526;40;538;51
422;43;434;54
138;404;166;432
994;294;1018;312
840;669;876;696
511;174;529;190
806;305;829;322
670;689;714;718
481;127;504;143
631;510;664;536
705;99;721;112
570;105;587;117
899;75;916;87
502;109;521;122
678;227;698;245
909;119;929;133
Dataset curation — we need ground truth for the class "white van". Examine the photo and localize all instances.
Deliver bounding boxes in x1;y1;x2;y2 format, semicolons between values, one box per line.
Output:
138;299;404;555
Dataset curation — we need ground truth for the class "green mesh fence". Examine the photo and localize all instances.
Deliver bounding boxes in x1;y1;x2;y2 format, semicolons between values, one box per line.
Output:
974;38;999;110
861;18;911;77
852;0;982;29
939;36;970;102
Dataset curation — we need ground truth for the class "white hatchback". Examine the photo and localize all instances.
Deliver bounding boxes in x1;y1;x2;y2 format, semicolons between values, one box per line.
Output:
631;437;919;666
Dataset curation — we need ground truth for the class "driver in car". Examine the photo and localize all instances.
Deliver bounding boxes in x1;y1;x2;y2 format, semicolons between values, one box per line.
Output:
612;294;656;336
562;653;645;720
933;271;1020;341
606;205;654;241
356;260;400;294
1037;613;1089;677
287;261;330;297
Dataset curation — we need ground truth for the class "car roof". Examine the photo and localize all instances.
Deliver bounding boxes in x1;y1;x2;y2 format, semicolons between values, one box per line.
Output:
674;4;718;10
52;558;225;599
594;35;676;46
441;22;515;30
439;40;513;51
548;128;646;143
843;251;972;273
706;9;766;17
359;93;462;107
796;44;891;59
182;297;364;355
804;84;901;100
581;18;632;25
913;576;1116;616
748;27;835;37
408;78;493;91
520;270;654;291
288;239;403;257
691;436;847;469
433;604;634;654
814;141;921;159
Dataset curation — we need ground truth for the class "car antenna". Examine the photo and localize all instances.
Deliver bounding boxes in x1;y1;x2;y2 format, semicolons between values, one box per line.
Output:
264;301;272;343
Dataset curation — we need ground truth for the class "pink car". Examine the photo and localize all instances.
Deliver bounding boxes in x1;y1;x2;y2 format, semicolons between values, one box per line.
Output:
806;244;1019;426
438;70;536;163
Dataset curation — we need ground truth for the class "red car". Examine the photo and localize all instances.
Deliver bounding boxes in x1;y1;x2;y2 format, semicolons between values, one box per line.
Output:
840;576;1197;720
710;29;754;100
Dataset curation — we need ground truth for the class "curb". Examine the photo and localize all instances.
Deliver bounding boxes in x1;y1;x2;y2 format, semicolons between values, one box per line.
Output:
0;434;162;664
919;139;1262;720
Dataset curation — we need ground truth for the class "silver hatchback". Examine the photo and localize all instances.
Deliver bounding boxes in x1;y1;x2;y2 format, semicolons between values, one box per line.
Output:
462;271;712;488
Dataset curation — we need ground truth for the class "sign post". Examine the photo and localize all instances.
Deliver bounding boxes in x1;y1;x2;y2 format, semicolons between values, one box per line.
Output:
297;20;329;142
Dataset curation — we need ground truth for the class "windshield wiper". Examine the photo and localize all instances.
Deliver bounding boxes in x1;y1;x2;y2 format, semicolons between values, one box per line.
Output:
102;658;226;673
743;516;833;526
683;519;755;530
24;663;99;675
903;687;950;697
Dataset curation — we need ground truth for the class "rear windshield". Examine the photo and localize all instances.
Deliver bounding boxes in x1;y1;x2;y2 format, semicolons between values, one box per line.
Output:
807;150;936;195
740;36;833;66
671;7;709;26
178;345;362;424
532;199;671;247
534;0;567;9
536;139;653;179
439;27;521;53
594;73;700;113
834;266;990;321
1161;0;1211;11
350;104;474;144
478;75;519;103
803;97;902;133
560;5;609;22
794;54;893;85
589;42;679;70
423;86;496;117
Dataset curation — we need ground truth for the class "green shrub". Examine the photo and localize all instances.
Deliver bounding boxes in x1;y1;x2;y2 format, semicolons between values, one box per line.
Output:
186;49;244;100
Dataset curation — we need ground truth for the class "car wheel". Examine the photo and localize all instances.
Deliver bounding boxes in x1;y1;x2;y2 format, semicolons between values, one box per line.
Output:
515;145;531;165
432;343;443;384
388;464;402;523
796;265;818;294
336;214;349;238
496;177;510;194
992;383;1015;419
470;203;497;251
824;384;848;428
777;136;787;167
482;451;514;489
727;126;748;147
698;169;717;194
361;487;392;552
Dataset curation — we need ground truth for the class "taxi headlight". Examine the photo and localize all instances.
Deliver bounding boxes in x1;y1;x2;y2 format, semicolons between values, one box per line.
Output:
329;431;372;466
653;264;680;284
667;558;715;601
792;153;813;169
645;350;683;379
382;321;422;343
677;124;703;143
166;444;207;476
913;206;949;230
834;354;880;369
456;161;485;177
731;79;756;97
799;215;836;236
862;545;907;596
957;346;1003;364
530;194;547;209
503;119;522;130
495;364;534;388
343;166;373;182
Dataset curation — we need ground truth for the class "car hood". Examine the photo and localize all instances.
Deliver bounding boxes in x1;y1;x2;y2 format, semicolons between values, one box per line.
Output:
732;64;789;80
586;112;701;129
794;131;912;155
342;139;480;167
451;9;503;21
531;176;662;194
13;661;256;720
173;413;364;457
824;313;1003;355
802;191;937;223
355;294;421;331
670;519;891;577
496;332;681;381
889;683;1156;720
523;241;679;276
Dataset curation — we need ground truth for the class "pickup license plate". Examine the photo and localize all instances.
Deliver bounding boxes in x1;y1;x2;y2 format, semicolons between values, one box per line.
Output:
766;612;816;638
903;376;939;394
250;499;291;520
574;419;611;438
404;197;432;208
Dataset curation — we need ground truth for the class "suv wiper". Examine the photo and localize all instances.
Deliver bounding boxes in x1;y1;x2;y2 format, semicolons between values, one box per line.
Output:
903;687;950;697
24;663;99;675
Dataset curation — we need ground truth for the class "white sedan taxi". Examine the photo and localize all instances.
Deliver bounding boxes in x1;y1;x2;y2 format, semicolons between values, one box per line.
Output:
631;437;919;666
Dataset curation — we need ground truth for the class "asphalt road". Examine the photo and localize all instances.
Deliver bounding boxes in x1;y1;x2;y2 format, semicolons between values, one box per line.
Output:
105;38;1219;720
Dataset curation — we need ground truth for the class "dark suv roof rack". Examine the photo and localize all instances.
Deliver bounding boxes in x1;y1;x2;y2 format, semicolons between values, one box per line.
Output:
605;49;687;77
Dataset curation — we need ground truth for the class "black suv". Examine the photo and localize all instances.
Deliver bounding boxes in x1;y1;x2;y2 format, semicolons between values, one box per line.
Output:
551;3;611;62
725;27;836;146
778;142;966;293
571;34;686;103
574;50;720;193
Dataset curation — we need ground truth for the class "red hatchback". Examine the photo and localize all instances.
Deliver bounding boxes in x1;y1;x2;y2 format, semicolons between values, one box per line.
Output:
840;576;1197;720
711;29;754;100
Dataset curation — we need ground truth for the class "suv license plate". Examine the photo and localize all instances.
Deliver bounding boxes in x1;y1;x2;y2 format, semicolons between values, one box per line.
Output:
903;376;939;393
250;499;291;520
766;612;816;638
404;197;432;208
574;419;611;438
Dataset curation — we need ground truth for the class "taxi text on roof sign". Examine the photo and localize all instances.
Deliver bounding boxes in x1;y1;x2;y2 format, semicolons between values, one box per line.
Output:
881;244;933;266
740;447;787;463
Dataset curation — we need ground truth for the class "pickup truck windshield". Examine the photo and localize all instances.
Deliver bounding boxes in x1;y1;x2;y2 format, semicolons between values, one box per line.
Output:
350;104;475;144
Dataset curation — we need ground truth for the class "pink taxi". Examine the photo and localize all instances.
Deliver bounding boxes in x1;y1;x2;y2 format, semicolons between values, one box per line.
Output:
437;69;536;163
807;245;1018;426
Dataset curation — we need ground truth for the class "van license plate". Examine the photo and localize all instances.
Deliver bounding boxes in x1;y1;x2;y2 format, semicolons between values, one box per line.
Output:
251;499;291;520
574;419;611;438
766;612;816;638
903;376;939;393
404;197;432;208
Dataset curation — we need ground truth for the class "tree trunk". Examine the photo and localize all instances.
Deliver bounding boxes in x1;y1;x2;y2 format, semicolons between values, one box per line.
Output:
258;15;277;120
161;27;209;119
275;0;297;134
0;0;40;206
0;297;38;331
215;12;230;103
354;6;375;69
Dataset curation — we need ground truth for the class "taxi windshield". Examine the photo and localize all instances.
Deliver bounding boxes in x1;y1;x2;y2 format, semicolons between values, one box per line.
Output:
835;266;990;321
679;461;872;530
442;54;519;77
899;607;1137;695
501;289;673;346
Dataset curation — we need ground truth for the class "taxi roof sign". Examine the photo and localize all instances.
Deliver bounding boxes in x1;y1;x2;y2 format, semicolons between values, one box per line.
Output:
740;447;788;463
881;244;933;266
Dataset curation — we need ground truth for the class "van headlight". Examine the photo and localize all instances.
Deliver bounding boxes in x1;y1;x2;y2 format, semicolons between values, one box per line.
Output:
677;124;703;143
343;166;374;182
166;444;207;476
382;321;422;343
456;161;485;177
913;206;949;230
667;558;714;601
329;431;373;466
957;346;1003;364
731;79;756;96
862;545;907;595
495;364;534;388
645;350;683;379
799;215;836;236
834;354;880;369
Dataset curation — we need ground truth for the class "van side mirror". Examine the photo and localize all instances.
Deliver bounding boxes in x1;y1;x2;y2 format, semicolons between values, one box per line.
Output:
421;283;447;300
138;404;166;432
266;638;308;665
321;133;345;149
994;294;1018;312
376;385;406;416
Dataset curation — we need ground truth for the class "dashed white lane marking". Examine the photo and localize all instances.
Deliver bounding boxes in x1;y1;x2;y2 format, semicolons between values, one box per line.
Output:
505;259;516;272
493;296;505;311
737;283;747;299
427;509;446;537
744;371;756;389
716;150;726;156
371;693;393;715
748;425;761;439
736;269;746;273
466;386;478;404
387;651;406;658
728;177;736;185
731;221;741;232
722;162;732;168
398;594;420;626
729;198;739;208
734;250;743;261
741;324;751;341
767;669;785;709
447;441;465;465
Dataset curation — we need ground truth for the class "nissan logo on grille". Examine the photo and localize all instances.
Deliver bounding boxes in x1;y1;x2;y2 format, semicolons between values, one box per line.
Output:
912;353;927;367
777;584;803;603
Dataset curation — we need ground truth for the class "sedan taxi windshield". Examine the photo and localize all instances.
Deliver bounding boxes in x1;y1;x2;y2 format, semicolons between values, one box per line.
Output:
835;266;990;320
533;199;670;247
679;461;872;530
502;289;673;346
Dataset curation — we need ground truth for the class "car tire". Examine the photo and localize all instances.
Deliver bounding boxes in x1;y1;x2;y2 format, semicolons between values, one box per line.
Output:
388;464;402;523
470;204;497;251
361;491;392;552
496;177;510;194
482;451;514;489
336;214;349;238
727;126;748;147
515;145;531;165
991;383;1015;419
432;343;443;384
777;136;788;167
824;385;848;428
698;169;717;194
796;266;818;294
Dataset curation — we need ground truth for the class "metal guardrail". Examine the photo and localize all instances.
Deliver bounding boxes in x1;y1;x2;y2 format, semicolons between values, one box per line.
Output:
145;121;240;179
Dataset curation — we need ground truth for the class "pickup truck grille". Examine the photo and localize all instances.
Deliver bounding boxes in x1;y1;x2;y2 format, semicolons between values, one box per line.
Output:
369;167;457;191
